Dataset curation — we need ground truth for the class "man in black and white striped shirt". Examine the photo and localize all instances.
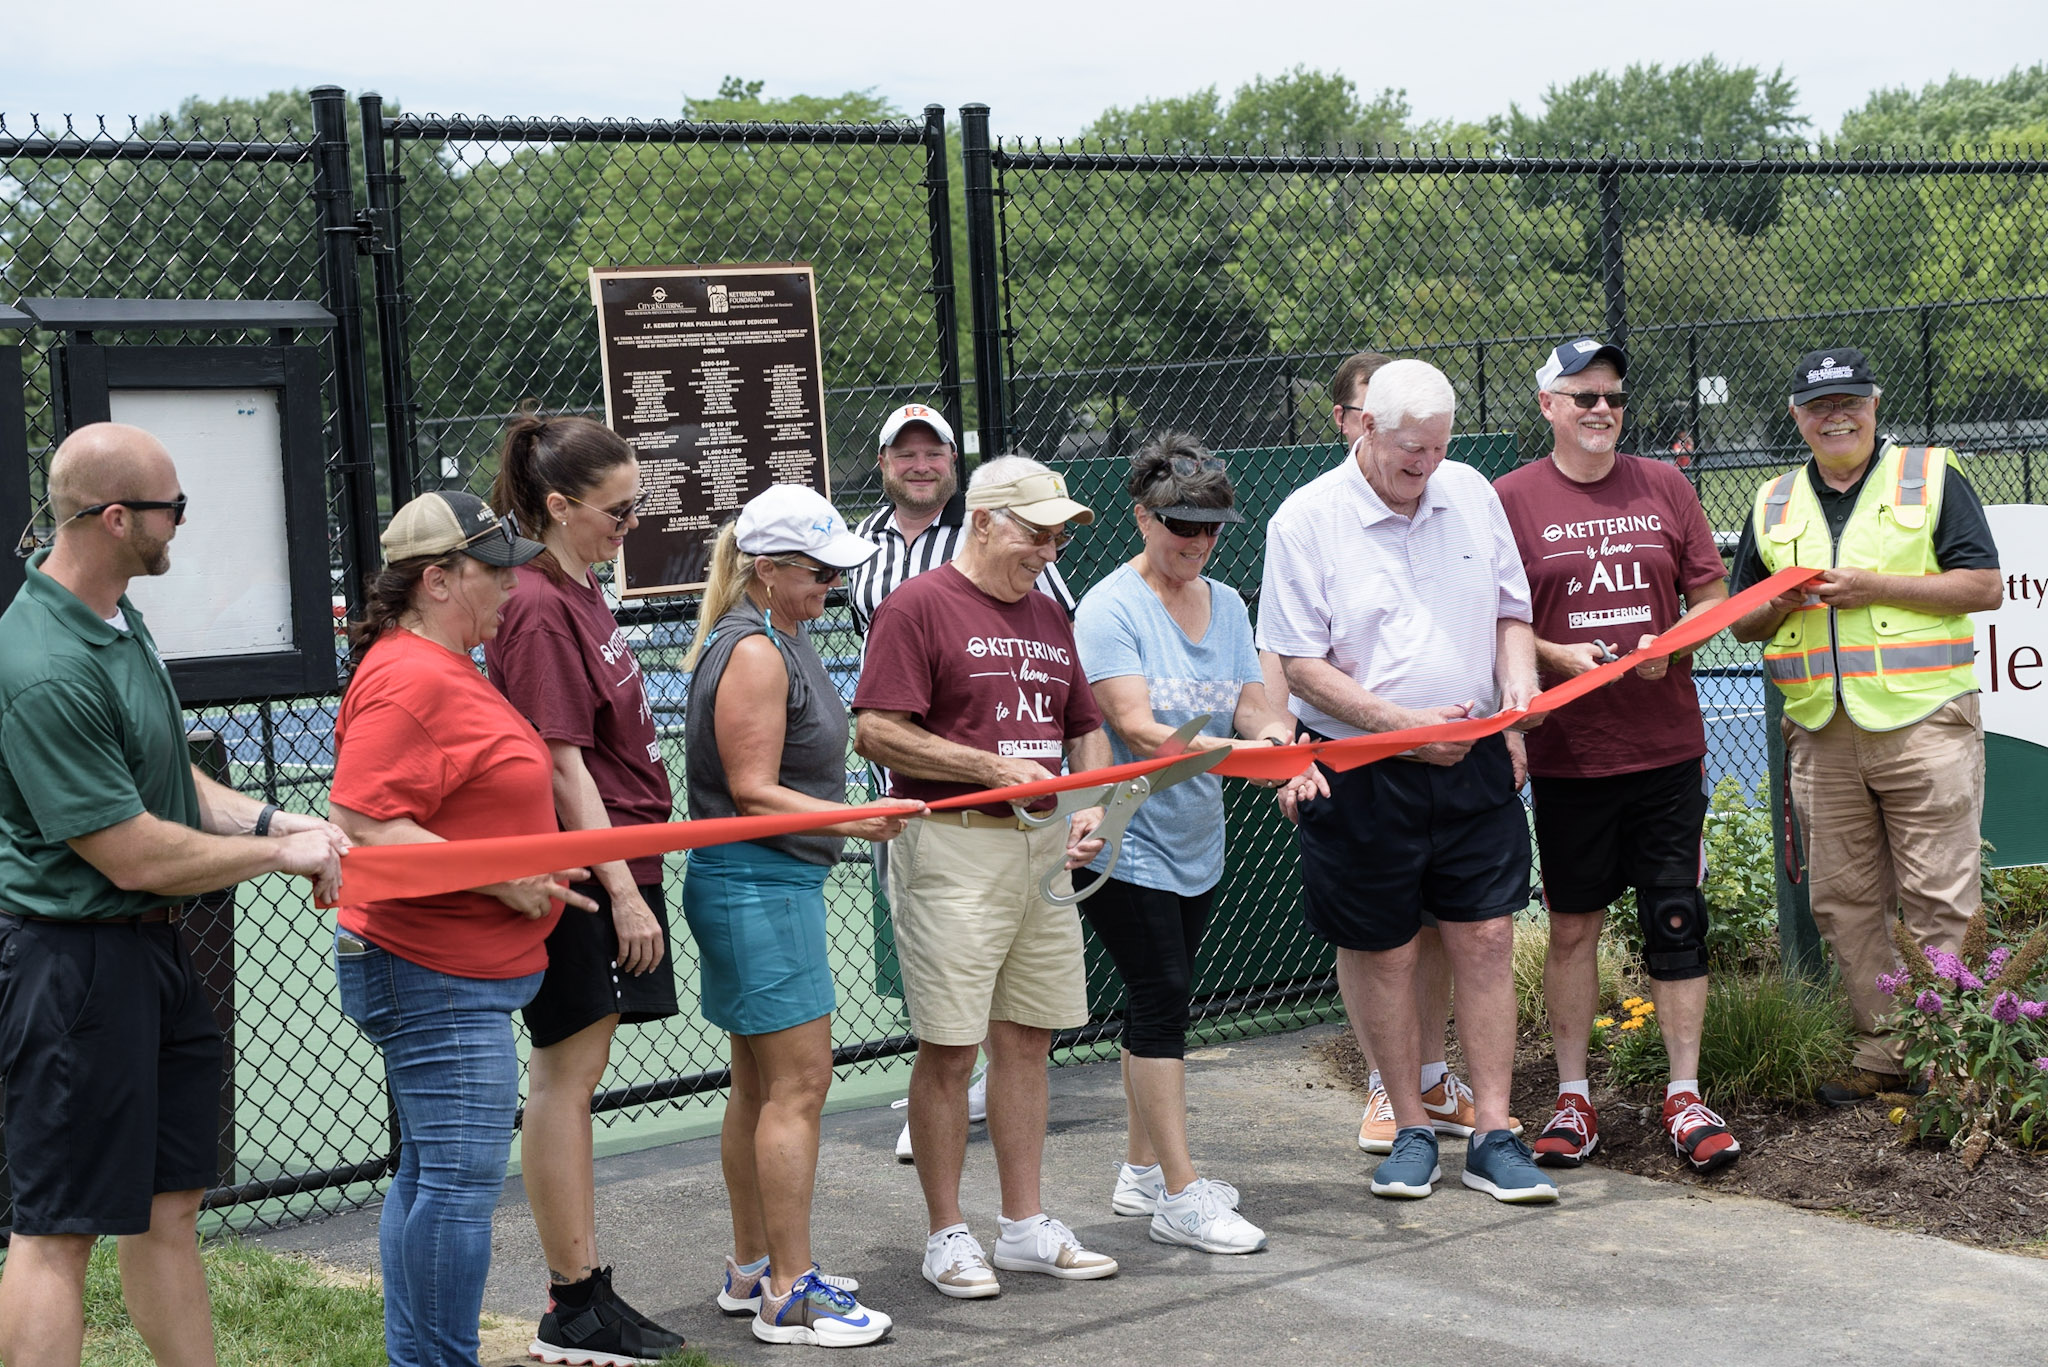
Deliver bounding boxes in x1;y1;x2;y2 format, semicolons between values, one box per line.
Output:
847;404;1075;631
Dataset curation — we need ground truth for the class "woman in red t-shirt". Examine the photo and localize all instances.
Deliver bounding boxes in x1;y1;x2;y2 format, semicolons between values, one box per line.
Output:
328;490;601;1367
483;413;685;1357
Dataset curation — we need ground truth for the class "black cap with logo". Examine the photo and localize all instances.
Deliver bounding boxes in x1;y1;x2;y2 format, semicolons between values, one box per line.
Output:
1790;347;1877;405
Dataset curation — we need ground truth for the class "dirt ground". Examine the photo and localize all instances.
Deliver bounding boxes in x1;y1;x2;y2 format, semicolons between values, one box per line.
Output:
1319;1026;2048;1255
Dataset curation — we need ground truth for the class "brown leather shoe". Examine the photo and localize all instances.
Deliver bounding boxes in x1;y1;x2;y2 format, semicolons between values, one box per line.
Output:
1817;1069;1926;1106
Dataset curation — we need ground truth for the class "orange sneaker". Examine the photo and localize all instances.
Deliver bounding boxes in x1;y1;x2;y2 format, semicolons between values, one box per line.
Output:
1419;1073;1523;1140
1357;1084;1398;1154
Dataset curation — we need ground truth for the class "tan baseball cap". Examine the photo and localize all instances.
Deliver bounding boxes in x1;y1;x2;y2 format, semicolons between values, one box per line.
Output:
380;490;546;567
965;469;1094;526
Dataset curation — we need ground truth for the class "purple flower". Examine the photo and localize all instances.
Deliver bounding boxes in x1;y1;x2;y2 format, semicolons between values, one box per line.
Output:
1875;970;1908;997
1915;990;1945;1014
2037;1058;2048;1075
1988;947;2013;975
1991;992;2023;1024
2022;1001;2047;1020
1927;950;1966;983
1961;968;1987;991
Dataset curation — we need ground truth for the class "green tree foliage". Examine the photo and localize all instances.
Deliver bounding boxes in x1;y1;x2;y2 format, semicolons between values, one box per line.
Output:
1838;64;2048;149
1086;66;1410;152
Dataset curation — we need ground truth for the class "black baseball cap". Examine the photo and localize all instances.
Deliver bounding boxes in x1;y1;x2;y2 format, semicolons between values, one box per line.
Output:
1790;347;1877;405
1536;338;1627;390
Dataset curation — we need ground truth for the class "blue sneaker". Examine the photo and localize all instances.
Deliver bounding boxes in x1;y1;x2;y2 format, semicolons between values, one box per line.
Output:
1462;1129;1560;1204
1369;1126;1440;1199
753;1269;891;1347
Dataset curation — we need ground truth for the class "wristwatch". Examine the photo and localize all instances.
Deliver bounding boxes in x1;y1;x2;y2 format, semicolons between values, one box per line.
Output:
253;803;281;837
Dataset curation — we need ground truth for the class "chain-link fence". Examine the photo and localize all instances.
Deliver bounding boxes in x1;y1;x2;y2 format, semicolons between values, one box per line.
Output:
5;86;2045;1234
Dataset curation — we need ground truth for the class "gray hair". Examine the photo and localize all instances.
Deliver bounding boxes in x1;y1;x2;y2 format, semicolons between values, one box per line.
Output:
969;453;1052;488
1789;384;1884;406
1362;359;1456;429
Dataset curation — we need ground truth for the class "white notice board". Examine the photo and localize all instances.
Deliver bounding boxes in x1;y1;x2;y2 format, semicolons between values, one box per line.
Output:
112;388;295;659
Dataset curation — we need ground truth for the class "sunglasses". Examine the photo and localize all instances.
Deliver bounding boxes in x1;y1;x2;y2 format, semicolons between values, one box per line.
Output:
996;508;1075;550
1156;513;1223;540
15;494;190;559
563;491;645;529
769;555;844;585
1556;391;1628;410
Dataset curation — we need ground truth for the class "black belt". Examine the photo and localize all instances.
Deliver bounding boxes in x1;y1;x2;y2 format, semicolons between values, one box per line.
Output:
0;906;184;926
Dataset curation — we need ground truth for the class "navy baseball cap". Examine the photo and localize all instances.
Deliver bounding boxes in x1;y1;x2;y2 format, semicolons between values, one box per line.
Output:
1536;338;1627;390
1790;348;1877;404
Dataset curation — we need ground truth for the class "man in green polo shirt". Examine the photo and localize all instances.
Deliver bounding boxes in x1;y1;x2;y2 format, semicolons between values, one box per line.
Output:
0;423;347;1367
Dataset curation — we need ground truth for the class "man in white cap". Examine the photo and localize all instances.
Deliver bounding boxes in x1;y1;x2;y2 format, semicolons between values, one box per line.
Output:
853;456;1119;1298
848;404;1073;1161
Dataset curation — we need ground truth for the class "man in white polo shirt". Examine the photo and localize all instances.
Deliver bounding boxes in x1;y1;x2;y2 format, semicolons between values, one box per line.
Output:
1260;359;1555;1206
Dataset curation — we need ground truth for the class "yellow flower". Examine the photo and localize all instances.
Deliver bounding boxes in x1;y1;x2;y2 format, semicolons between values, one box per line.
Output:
1621;997;1643;1009
1619;1019;1644;1031
1888;1106;1908;1125
1594;1017;1615;1028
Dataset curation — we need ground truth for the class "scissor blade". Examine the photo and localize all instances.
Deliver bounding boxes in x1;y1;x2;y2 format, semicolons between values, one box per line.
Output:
1144;743;1230;796
1152;713;1212;760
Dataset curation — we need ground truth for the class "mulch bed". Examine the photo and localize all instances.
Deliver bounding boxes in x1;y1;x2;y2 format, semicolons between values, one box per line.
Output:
1317;1026;2048;1254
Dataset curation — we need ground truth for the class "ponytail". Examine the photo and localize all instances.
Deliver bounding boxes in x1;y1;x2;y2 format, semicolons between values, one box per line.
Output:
489;407;635;585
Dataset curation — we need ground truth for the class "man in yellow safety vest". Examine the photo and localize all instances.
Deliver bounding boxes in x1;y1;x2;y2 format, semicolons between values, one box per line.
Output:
1730;347;2002;1104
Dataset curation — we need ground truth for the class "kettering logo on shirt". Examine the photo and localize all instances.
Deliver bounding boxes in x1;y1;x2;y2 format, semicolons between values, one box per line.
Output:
963;636;1072;665
1542;513;1665;543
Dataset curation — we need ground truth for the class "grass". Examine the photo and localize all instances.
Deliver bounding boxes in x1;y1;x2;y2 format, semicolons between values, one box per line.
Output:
1511;913;1635;1033
1605;972;1855;1105
77;1241;720;1366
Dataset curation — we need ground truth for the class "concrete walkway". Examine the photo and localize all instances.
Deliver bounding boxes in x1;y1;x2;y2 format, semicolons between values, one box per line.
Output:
260;1024;2048;1366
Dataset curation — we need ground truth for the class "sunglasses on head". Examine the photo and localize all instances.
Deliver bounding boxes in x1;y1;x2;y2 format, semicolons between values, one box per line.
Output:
1557;390;1627;410
769;555;844;585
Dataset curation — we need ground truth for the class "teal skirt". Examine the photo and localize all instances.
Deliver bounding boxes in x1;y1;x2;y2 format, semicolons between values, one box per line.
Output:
681;842;835;1036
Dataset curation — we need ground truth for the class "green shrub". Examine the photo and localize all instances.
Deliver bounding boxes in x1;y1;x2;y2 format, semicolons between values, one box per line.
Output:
1601;973;1853;1104
1984;849;2048;938
1512;913;1633;1033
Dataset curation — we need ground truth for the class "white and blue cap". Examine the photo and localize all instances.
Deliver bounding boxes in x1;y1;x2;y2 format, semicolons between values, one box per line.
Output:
1536;337;1628;390
735;483;879;570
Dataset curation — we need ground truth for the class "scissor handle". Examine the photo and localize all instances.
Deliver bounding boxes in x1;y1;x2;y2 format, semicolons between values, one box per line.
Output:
1040;775;1150;905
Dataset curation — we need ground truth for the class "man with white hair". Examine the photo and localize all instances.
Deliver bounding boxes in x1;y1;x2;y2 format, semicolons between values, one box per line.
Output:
853;456;1121;1296
1260;360;1556;1205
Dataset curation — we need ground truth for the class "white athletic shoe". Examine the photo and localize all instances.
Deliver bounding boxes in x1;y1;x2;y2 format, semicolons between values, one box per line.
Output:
1112;1162;1165;1216
991;1214;1118;1280
892;1060;989;1163
1148;1177;1268;1254
752;1270;891;1347
922;1225;1001;1299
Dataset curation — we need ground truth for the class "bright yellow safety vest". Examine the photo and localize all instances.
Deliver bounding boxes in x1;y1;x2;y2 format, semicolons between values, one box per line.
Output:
1752;443;1979;732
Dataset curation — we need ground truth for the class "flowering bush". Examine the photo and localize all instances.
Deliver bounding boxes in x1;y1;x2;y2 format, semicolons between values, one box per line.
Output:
1879;917;2048;1162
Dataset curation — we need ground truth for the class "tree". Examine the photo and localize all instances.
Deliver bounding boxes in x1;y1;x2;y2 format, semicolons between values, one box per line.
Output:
1837;64;2048;149
1086;66;1410;152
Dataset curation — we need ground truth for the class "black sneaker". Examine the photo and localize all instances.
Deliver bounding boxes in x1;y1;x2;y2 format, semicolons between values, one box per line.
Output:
530;1266;685;1366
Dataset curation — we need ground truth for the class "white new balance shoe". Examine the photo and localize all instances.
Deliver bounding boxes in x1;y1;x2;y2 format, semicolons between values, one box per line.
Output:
1148;1177;1267;1254
893;1062;989;1163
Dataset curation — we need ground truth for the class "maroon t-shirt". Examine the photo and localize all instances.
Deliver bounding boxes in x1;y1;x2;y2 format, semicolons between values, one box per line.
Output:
1494;454;1726;779
484;563;673;882
852;563;1104;815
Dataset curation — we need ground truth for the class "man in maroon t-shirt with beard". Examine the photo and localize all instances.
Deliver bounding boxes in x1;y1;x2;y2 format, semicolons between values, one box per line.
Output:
1493;339;1742;1177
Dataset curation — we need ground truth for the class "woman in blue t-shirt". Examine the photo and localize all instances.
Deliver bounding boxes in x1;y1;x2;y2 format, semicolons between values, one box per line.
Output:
1071;432;1309;1258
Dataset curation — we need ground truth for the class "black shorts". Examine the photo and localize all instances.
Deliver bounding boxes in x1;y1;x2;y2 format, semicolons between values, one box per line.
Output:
1531;757;1709;914
522;879;680;1049
0;917;223;1235
1296;732;1532;952
1073;870;1214;1059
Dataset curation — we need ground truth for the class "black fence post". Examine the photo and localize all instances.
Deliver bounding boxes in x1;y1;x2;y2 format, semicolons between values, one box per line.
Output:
359;92;419;505
922;105;966;443
1597;157;1628;351
310;85;381;615
960;104;1009;458
1918;305;1938;444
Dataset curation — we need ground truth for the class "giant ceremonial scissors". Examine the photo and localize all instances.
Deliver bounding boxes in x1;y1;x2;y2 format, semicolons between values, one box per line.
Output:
1011;715;1231;905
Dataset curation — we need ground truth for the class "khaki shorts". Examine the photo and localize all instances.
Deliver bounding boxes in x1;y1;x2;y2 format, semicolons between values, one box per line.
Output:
886;817;1089;1045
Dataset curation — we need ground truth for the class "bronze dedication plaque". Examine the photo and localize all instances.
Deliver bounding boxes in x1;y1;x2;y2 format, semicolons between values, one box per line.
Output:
590;263;829;596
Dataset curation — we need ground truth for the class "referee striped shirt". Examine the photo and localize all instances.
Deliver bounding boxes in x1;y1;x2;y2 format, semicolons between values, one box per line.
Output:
846;490;1076;633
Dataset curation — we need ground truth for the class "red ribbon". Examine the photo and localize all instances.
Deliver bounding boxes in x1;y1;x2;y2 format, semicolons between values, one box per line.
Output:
327;564;1817;907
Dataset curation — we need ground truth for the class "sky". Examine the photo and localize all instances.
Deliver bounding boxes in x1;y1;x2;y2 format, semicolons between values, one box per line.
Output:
7;0;2046;141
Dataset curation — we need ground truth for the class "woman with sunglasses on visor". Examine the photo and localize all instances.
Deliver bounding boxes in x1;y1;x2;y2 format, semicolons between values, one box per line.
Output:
483;413;687;1362
327;491;604;1367
682;484;923;1348
1071;433;1317;1256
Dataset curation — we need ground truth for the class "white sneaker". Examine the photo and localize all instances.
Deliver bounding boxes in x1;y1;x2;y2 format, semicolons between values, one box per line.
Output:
1148;1177;1268;1255
991;1214;1118;1280
922;1225;1000;1299
1111;1162;1164;1216
892;1061;990;1164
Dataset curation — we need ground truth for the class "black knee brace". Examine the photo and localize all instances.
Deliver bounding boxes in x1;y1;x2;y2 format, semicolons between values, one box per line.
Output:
1639;884;1709;981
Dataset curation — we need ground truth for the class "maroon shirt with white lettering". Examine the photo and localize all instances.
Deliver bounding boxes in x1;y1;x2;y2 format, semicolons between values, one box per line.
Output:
852;563;1104;815
484;562;673;882
1494;454;1726;779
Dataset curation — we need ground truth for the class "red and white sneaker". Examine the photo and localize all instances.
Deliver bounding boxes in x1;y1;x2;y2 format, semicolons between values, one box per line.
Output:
1663;1092;1740;1175
1532;1093;1599;1168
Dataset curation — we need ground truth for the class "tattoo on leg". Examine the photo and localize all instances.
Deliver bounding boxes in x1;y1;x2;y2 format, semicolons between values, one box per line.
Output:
549;1264;601;1285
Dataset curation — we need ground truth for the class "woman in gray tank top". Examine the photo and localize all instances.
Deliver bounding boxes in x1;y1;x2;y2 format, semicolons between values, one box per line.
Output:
680;484;922;1347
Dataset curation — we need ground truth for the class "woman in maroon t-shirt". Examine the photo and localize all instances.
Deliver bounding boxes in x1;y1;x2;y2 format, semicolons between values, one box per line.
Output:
483;414;684;1359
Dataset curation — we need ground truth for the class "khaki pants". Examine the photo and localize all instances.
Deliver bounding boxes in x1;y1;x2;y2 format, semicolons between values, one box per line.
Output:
1787;694;1984;1072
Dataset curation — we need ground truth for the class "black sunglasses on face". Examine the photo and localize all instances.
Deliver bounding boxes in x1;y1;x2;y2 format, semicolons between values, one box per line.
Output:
1158;514;1223;540
563;491;645;528
75;494;189;523
1557;391;1628;410
769;555;844;585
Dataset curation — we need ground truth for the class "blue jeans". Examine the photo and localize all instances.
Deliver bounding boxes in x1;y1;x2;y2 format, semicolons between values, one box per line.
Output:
335;933;541;1367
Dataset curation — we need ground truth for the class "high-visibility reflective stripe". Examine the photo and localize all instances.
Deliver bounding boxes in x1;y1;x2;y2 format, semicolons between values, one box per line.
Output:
1761;471;1799;532
1765;654;1809;682
1877;638;1977;673
1894;446;1930;508
1807;648;1839;680
1834;646;1877;678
